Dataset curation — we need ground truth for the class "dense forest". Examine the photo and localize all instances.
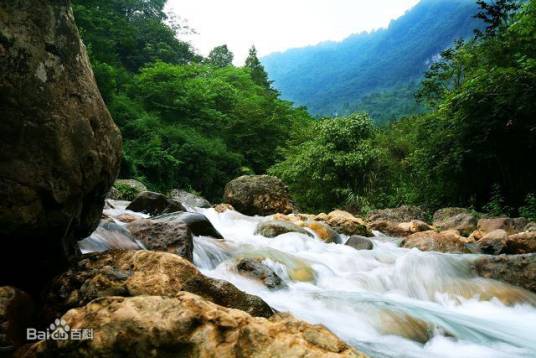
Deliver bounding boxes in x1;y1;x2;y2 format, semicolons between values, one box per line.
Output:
74;0;536;219
262;0;481;121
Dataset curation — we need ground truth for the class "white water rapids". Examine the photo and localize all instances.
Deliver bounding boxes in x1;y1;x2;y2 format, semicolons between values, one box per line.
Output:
87;203;536;358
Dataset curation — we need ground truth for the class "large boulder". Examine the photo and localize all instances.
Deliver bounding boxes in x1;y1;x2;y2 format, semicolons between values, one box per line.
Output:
168;189;211;208
473;254;536;293
433;209;477;237
345;236;374;251
27;293;364;358
151;211;223;239
401;230;471;253
369;220;432;237
0;0;122;291
127;219;193;261
41;250;273;323
0;287;35;350
224;175;294;216
255;220;312;238
126;191;185;216
305;221;341;243
505;231;536;254
107;179;147;200
477;217;529;235
317;210;372;237
236;258;287;289
471;229;509;255
367;206;428;224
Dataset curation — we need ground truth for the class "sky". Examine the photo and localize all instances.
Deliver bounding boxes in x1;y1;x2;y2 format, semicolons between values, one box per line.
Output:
165;0;421;64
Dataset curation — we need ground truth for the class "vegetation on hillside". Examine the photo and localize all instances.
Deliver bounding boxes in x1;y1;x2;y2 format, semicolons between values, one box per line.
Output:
75;0;535;217
73;0;312;200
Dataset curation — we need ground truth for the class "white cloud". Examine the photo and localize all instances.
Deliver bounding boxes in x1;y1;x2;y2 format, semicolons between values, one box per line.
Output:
166;0;421;64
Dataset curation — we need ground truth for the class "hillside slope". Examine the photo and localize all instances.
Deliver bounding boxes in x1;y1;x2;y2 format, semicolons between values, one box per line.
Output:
262;0;481;120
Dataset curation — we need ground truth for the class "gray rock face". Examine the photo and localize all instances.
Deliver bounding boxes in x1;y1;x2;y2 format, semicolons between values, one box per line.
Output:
224;175;294;216
168;189;211;208
127;219;194;261
345;236;374;250
255;220;312;238
126;191;185;216
367;206;428;224
151;212;223;239
432;207;472;223
236;258;286;289
473;254;536;293
0;1;122;291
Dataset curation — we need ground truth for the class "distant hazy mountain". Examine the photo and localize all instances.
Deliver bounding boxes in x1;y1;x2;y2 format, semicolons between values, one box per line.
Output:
262;0;481;121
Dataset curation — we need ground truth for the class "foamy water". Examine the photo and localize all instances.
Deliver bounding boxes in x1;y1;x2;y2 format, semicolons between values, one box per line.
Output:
192;208;536;358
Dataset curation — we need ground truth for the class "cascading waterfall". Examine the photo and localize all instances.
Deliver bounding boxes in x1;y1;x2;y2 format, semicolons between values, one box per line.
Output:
193;208;536;358
88;202;536;357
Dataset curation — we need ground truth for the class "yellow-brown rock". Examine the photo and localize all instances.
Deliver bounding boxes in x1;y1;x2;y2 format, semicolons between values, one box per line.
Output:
25;293;365;358
402;230;472;253
317;210;372;237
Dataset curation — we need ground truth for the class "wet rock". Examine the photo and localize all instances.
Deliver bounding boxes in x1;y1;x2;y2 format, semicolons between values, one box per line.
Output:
151;212;223;239
525;222;536;232
127;219;193;261
113;213;140;223
0;287;35;349
168;189;211;208
367;206;428;224
434;212;477;237
369;220;432;237
107;179;147;200
213;203;235;213
505;231;536;254
305;221;341;243
42;251;273;323
78;220;143;254
28;293;363;358
474;229;509;255
0;0;122;292
346;236;374;250
255;220;312;238
224;175;294;216
126;191;185;216
477;217;529;235
318;210;372;237
237;258;287;289
474;254;536;293
402;230;471;253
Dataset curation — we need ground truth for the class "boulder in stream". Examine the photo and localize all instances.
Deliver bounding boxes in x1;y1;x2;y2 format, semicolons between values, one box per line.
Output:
402;230;472;253
346;236;374;250
367;206;428;223
27;293;364;358
473;254;536;293
126;191;185;216
41;250;273;323
433;209;477;237
317;210;372;237
237;258;287;289
224;175;294;216
0;0;122;292
255;220;312;238
168;189;211;208
477;217;529;235
151;211;223;239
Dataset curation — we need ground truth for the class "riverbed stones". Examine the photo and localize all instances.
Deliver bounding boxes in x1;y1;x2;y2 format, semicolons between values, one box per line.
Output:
369;220;432;237
151;212;223;239
41;250;273;323
473;254;536;293
168;189;211;208
126;191;185;216
472;229;509;255
0;0;122;292
345;236;374;250
433;212;477;237
256;220;312;238
477;217;529;235
401;230;471;253
224;175;294;216
306;221;341;243
236;258;286;289
27;293;364;358
107;179;148;200
318;210;372;237
78;220;143;253
127;219;193;261
505;231;536;254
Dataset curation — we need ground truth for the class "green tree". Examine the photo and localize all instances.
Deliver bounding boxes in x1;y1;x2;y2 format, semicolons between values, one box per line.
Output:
207;45;234;67
244;46;271;89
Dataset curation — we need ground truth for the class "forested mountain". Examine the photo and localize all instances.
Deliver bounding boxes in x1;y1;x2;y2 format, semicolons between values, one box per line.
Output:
262;0;481;121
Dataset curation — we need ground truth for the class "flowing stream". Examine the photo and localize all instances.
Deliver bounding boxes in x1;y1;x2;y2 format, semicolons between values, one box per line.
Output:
86;204;536;357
